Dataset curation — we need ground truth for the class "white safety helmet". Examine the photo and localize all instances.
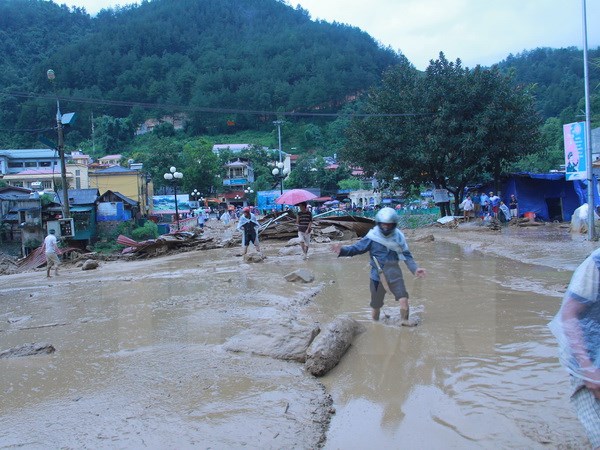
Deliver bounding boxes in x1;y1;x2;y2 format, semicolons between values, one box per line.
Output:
375;207;399;224
375;207;398;236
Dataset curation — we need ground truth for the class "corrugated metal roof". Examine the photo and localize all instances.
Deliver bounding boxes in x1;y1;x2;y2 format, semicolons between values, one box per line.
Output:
94;165;136;174
0;149;57;158
70;206;93;212
68;188;99;205
110;191;138;206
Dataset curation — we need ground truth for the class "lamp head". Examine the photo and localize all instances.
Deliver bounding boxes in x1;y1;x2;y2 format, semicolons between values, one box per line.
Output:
47;69;55;81
170;166;176;173
164;173;173;180
174;172;183;179
272;168;279;176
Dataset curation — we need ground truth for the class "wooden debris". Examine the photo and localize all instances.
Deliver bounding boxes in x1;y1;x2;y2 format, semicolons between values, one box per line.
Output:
305;315;365;377
116;232;219;258
0;342;55;359
259;214;375;241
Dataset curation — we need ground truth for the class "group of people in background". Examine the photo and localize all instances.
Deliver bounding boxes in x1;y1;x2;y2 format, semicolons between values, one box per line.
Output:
461;191;519;223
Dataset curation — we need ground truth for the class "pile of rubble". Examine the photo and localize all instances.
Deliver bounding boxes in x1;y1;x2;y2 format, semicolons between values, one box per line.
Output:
258;212;374;241
116;230;220;258
0;252;19;276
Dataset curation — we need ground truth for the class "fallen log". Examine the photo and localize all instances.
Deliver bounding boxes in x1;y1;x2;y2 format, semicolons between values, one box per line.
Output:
305;315;365;377
0;342;55;359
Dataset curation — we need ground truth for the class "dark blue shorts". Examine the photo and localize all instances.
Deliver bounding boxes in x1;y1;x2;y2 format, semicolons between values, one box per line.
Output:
369;265;408;308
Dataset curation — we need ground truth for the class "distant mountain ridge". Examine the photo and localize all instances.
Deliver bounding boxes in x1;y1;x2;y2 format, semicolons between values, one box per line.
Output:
0;0;400;144
0;0;597;149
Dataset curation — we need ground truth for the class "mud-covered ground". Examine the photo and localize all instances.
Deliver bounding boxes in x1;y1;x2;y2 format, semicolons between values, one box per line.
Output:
0;220;597;448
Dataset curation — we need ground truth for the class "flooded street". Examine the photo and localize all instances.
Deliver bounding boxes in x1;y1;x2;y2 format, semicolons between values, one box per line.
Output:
311;235;588;449
0;225;595;448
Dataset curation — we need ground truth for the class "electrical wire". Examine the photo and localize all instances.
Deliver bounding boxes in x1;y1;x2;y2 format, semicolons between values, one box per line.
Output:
5;91;432;118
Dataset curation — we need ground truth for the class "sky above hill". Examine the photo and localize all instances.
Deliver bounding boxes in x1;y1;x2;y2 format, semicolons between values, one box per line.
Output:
58;0;600;70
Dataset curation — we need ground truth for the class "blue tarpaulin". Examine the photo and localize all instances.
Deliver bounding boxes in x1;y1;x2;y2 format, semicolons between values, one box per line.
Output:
496;172;599;221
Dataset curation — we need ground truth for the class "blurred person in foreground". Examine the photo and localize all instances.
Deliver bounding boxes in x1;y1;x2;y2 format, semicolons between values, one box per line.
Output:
549;248;600;449
331;207;426;324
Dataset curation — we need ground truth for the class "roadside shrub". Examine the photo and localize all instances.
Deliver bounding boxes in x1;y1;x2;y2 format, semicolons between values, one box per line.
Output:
131;221;158;241
93;241;125;254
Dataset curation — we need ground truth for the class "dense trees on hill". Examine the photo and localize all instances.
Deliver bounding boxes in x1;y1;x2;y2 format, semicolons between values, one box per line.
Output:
0;0;398;148
498;47;600;121
342;54;542;211
0;0;598;195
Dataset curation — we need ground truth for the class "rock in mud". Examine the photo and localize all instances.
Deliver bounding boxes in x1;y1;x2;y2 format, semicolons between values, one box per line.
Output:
305;315;365;376
244;253;265;263
224;320;321;362
285;237;302;246
415;234;435;243
284;268;314;283
278;246;303;256
0;342;55;359
81;259;99;270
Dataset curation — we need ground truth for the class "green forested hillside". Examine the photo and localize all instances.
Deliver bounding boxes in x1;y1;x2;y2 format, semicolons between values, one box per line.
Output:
497;46;600;121
0;0;399;147
0;0;598;185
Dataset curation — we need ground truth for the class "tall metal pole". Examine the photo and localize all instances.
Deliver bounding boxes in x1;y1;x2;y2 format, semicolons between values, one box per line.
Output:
174;181;180;230
582;0;595;240
274;120;283;163
56;100;70;219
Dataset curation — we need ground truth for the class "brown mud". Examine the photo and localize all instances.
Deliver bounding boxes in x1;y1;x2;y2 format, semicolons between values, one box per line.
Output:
0;220;597;448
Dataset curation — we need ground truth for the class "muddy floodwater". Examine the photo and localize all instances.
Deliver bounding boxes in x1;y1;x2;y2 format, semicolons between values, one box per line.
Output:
0;225;596;448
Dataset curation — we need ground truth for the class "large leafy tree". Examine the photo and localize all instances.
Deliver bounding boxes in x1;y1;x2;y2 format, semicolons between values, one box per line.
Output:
343;53;542;212
180;138;221;196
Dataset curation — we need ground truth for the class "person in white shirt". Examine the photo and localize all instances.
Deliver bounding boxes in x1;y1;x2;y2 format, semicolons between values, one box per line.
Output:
44;229;60;277
460;195;474;222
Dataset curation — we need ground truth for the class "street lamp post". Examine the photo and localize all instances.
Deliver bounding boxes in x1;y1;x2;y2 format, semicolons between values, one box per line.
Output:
273;120;284;163
191;189;200;209
271;162;289;195
164;166;183;230
244;187;254;205
47;69;70;219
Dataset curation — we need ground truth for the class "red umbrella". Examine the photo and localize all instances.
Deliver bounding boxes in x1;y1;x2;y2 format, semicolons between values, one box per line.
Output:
275;189;317;205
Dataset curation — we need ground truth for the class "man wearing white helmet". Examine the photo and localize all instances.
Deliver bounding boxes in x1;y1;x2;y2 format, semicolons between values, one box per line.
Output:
332;207;426;323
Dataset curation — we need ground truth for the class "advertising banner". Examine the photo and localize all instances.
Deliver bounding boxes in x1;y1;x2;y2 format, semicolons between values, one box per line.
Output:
563;121;587;181
152;194;191;212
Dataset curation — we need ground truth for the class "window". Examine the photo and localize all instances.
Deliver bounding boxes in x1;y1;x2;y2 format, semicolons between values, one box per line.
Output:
40;161;51;167
25;161;37;167
8;162;24;168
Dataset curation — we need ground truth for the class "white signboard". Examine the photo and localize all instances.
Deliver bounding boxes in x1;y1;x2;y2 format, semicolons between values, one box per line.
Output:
433;189;450;203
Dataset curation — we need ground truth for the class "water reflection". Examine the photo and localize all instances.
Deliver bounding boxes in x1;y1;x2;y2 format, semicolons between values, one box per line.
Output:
313;240;586;448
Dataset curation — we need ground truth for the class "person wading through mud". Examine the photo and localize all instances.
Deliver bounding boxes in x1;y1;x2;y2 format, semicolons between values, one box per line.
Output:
43;228;61;277
296;202;313;260
331;207;427;324
237;206;261;256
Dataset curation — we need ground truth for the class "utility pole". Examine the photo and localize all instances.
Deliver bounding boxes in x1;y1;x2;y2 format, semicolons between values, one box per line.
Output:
273;120;283;163
47;69;70;219
56;100;70;218
582;0;595;240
